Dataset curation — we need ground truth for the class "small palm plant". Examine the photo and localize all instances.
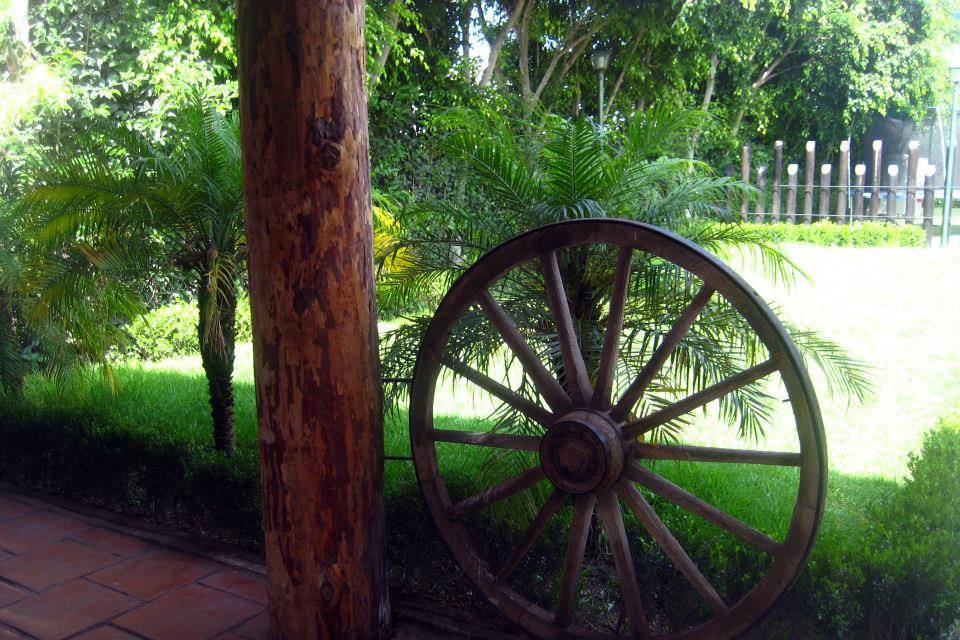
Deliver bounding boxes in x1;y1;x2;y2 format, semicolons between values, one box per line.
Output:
0;195;142;395
380;107;867;454
17;95;245;454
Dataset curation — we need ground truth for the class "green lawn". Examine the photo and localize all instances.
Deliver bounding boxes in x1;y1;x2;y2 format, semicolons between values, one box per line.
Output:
45;242;960;480
24;243;960;537
728;243;960;478
9;242;960;638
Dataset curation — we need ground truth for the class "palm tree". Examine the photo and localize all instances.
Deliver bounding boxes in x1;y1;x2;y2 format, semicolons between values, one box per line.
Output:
380;106;868;447
17;95;245;454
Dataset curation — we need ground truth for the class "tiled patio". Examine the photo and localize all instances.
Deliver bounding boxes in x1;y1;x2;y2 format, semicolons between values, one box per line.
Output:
0;491;267;640
0;487;525;640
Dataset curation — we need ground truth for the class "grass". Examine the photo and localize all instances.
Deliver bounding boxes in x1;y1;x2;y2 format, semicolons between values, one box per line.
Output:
9;243;960;637
17;241;960;543
726;243;960;478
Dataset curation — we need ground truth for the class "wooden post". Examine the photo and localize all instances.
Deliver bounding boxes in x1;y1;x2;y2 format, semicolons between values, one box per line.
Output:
740;144;751;222
786;163;798;223
869;139;882;219
772;140;783;221
886;165;899;219
854;164;866;220
836;140;850;222
236;3;390;639
819;164;831;221
755;165;767;222
803;141;815;223
923;164;937;245
905;140;919;222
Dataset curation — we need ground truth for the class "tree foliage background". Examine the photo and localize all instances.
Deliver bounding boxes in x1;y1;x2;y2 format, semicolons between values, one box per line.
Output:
0;0;951;435
2;0;957;203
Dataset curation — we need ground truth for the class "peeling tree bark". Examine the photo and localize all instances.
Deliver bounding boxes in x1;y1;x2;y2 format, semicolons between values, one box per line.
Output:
236;1;389;638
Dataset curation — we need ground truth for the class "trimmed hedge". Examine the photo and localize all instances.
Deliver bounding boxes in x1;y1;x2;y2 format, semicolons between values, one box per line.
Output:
125;297;254;361
723;221;926;247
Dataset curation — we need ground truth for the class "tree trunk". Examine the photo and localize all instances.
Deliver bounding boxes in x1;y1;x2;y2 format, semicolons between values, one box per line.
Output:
460;1;472;60
517;0;535;113
479;0;525;87
236;1;389;639
197;275;237;455
730;105;746;138
688;51;718;160
368;3;400;89
605;34;644;116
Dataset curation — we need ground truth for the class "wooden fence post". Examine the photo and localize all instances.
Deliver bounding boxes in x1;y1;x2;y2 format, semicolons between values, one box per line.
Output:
906;141;919;223
836;140;850;222
786;163;798;223
819;164;832;221
741;144;751;222
886;164;899;219
803;141;815;223
755;165;767;222
869;139;882;219
854;164;866;220
923;164;937;245
772;140;784;221
236;2;390;638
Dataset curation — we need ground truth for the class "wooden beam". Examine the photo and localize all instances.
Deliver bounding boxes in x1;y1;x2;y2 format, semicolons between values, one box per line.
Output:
236;2;390;638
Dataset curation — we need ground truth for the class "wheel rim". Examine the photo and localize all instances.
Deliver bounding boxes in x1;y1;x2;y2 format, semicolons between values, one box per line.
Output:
409;219;827;640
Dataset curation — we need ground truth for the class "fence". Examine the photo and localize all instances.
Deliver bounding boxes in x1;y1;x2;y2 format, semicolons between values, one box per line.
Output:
729;138;946;243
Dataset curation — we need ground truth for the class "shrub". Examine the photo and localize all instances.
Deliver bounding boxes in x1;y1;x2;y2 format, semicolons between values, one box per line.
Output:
860;417;960;640
718;221;926;247
125;297;253;360
794;418;960;639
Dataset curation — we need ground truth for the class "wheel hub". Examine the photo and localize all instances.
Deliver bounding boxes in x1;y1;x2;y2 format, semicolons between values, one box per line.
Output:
539;409;624;494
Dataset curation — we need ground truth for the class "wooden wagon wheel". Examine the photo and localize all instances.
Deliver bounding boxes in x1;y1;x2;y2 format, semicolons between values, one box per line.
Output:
409;219;826;639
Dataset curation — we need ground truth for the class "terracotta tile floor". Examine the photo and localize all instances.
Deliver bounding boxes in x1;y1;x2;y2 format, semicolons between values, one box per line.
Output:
0;487;527;640
0;492;267;640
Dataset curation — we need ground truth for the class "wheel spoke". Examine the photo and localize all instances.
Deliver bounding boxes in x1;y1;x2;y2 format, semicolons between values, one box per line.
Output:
497;490;567;583
631;442;801;466
612;285;715;421
429;429;541;451
624;462;783;557
592;247;632;411
556;493;596;627
477;290;571;412
596;490;650;638
440;354;554;427
622;358;779;440
619;482;727;616
450;466;546;518
540;250;593;406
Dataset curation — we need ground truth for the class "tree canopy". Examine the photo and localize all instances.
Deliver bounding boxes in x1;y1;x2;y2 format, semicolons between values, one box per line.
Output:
1;0;955;198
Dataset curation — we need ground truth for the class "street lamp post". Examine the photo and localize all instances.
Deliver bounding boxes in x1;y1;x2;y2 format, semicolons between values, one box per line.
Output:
941;66;960;247
590;49;611;128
